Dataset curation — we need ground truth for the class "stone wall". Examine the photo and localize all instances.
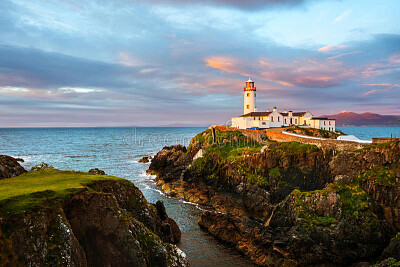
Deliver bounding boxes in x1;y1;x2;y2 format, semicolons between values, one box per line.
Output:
265;130;369;151
215;126;370;151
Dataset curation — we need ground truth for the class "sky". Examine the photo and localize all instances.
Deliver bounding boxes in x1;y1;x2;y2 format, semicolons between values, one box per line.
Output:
0;0;399;127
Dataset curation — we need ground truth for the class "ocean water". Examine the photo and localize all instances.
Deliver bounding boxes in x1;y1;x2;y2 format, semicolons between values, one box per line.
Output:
337;126;400;141
0;127;255;267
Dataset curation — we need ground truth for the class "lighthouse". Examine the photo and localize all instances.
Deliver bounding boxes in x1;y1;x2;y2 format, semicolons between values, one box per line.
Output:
243;78;256;114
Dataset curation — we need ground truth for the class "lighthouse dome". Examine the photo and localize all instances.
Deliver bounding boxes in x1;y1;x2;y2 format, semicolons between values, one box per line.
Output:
247;77;253;82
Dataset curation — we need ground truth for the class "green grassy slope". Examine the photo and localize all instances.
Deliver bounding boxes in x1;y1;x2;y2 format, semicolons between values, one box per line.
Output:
0;169;127;216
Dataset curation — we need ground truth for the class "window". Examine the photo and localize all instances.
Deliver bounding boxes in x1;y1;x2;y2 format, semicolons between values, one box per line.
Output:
295;119;297;124
271;117;274;122
278;117;280;122
247;105;249;109
329;121;331;125
285;119;287;124
262;122;266;125
254;93;256;97
324;121;326;125
247;93;250;97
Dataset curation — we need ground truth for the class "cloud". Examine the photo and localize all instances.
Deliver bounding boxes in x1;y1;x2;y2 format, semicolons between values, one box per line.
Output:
143;0;332;10
362;54;400;77
59;87;105;93
204;56;244;74
0;1;400;126
204;55;352;88
327;51;360;60
318;45;347;53
117;52;143;67
363;83;391;86
363;83;400;96
333;10;351;23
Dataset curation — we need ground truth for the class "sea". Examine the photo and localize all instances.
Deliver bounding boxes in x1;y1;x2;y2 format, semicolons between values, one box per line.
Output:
1;126;400;266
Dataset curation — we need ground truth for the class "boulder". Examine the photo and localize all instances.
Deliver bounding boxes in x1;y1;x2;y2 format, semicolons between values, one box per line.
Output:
138;156;152;163
88;168;106;175
31;162;54;171
148;145;190;183
0;155;26;179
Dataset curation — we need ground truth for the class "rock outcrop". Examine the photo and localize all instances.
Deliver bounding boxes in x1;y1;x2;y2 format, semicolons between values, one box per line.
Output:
0;170;187;267
139;156;152;163
149;127;400;266
31;162;55;171
88;168;106;175
0;155;26;179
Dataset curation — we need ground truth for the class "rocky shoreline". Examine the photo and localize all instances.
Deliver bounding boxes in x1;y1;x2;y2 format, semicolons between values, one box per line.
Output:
0;155;188;267
146;128;400;266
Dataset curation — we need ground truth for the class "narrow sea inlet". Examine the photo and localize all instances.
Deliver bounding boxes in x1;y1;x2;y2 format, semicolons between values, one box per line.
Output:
0;127;256;267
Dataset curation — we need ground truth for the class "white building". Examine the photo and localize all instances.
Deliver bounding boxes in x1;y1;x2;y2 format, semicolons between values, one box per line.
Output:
231;79;336;131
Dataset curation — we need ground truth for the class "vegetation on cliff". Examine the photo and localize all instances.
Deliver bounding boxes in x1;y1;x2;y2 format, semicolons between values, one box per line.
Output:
149;127;400;266
0;168;187;267
0;169;126;216
285;126;345;139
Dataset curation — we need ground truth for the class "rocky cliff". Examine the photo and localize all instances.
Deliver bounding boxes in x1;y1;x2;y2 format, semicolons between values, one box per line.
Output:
0;155;26;179
0;160;187;267
148;127;400;266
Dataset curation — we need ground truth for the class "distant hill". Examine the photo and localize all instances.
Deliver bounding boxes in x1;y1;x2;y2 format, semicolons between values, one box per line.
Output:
326;112;400;126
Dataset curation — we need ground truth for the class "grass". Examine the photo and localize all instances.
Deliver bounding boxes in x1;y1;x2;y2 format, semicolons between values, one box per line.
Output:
273;141;319;153
291;181;371;227
0;169;126;216
335;183;370;219
353;141;397;152
269;166;281;179
285;126;344;139
246;174;269;187
358;167;397;187
291;189;338;227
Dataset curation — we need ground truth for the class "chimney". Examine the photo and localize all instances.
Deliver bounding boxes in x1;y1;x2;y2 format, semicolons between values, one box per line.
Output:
273;107;277;112
267;108;269;112
289;110;293;116
283;109;287;113
254;107;258;112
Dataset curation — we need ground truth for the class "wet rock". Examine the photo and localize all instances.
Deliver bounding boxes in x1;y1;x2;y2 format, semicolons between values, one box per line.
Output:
0;155;26;179
380;233;400;261
333;174;355;184
88;168;106;175
138;156;152;163
148;145;190;183
31;162;54;171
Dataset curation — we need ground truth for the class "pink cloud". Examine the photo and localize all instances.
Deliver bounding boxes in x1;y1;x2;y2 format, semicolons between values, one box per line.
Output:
318;45;347;53
363;83;400;96
362;83;391;86
362;53;400;77
204;54;355;89
117;52;143;67
204;56;243;74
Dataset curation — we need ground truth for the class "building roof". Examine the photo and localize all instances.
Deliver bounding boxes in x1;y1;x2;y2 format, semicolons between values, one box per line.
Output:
240;111;271;117
312;117;335;120
279;111;306;117
292;112;307;116
240;111;317;118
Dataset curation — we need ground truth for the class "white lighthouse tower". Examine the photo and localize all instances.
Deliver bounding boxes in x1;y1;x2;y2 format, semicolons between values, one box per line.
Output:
243;78;256;114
